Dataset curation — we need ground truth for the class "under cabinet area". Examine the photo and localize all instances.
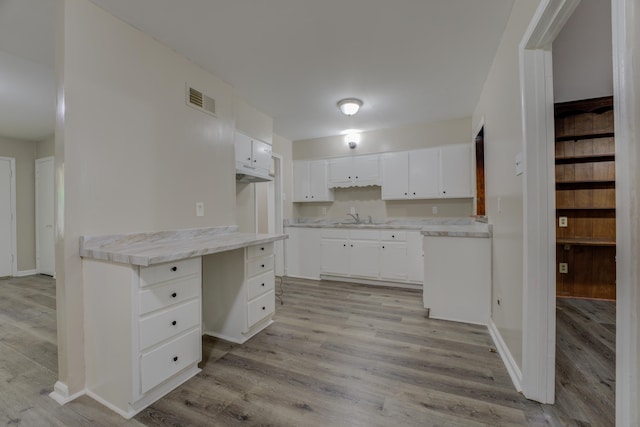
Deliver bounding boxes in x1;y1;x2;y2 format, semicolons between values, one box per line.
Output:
285;226;423;286
84;257;203;418
203;242;276;343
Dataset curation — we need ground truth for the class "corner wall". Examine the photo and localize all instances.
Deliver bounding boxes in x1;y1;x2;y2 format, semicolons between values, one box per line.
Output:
471;0;542;371
56;0;236;395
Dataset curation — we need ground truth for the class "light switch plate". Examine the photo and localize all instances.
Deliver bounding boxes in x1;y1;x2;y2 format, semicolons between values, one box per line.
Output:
196;202;204;217
559;216;568;227
515;152;524;176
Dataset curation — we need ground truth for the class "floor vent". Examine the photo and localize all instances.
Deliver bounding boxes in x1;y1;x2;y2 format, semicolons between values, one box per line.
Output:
186;85;216;116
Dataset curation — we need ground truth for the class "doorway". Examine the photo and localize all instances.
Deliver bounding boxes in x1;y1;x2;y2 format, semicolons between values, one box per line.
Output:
0;157;17;277
36;157;55;277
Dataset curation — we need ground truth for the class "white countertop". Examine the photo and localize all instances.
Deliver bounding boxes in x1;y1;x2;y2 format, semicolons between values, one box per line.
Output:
80;226;287;266
285;217;491;238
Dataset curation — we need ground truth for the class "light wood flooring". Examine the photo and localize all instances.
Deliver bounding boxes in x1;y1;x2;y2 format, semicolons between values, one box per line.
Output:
0;275;615;426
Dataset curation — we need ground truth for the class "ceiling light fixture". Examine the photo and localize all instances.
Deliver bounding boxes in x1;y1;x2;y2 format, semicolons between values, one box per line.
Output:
337;98;363;116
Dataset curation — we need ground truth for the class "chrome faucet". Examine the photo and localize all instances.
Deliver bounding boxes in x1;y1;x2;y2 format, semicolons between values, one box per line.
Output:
347;213;361;224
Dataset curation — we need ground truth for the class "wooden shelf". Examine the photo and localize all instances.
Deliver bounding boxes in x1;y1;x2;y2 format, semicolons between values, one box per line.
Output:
554;96;614;118
555;132;614;142
556;237;616;247
556;180;615;186
556;207;615;210
555;153;614;164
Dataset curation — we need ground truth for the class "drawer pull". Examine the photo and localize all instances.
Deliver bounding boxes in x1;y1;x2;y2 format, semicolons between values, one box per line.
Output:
171;292;177;298
261;283;265;287
171;266;177;272
262;306;266;310
261;247;265;251
171;320;177;326
172;356;178;362
261;264;265;268
392;235;395;238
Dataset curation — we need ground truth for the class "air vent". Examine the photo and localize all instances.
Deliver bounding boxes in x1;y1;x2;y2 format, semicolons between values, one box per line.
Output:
186;85;216;116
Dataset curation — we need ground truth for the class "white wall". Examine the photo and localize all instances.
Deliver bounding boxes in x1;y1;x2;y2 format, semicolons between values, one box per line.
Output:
552;0;613;103
292;116;474;219
273;133;293;220
472;0;542;370
56;0;236;394
0;136;36;272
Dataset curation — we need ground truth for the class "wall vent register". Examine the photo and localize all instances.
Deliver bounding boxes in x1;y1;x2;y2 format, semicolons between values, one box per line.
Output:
186;85;216;116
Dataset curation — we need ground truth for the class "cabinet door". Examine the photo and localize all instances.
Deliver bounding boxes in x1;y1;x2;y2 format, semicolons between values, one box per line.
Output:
353;154;380;186
308;160;333;201
349;240;380;279
328;157;353;188
234;132;253;168
406;231;424;283
381;152;409;200
380;241;409;281
320;238;349;276
292;161;309;202
284;227;301;277
252;139;272;173
440;144;473;198
409;148;440;199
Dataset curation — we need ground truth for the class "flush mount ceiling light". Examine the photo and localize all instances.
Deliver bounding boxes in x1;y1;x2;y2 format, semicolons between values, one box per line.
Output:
337;98;363;116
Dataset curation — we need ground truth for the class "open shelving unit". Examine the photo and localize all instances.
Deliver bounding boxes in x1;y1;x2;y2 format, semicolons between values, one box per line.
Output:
554;96;616;300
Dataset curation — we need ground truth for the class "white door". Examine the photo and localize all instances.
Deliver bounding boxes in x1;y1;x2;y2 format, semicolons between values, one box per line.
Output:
0;157;15;277
308;160;331;201
349;240;380;279
328;157;353;187
353;154;380;186
292;161;309;202
381;152;409;200
440;144;473;198
36;157;55;276
409;147;440;199
380;242;409;281
320;238;349;276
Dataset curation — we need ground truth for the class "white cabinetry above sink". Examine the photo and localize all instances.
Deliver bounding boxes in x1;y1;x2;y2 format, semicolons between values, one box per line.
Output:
293;160;334;202
328;154;381;188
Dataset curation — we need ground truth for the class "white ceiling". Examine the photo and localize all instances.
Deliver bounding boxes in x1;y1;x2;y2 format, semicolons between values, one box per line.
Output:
0;0;514;142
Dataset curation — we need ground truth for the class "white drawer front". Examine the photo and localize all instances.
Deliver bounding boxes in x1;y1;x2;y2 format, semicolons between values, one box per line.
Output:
380;230;407;241
139;275;200;315
140;328;201;394
247;290;275;328
322;228;345;239
139;299;200;350
349;229;380;241
140;258;201;287
247;243;274;260
247;272;275;301
247;255;274;278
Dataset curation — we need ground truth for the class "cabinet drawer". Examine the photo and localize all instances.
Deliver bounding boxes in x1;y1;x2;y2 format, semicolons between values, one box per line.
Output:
247;255;274;278
140;258;201;287
139;299;200;350
140;328;201;394
139;275;200;315
349;229;380;241
247;290;275;328
247;272;275;300
247;243;274;260
380;230;407;241
322;228;345;239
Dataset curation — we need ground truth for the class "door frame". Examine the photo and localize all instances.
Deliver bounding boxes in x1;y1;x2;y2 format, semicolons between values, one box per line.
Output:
519;0;582;404
0;156;17;277
35;156;55;277
521;1;637;424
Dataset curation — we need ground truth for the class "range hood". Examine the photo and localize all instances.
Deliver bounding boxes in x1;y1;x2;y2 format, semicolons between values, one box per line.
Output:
235;169;273;183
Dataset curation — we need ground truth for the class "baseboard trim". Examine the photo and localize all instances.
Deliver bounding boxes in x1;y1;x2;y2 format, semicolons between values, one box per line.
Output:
488;318;523;393
49;381;85;405
15;269;37;277
319;274;422;290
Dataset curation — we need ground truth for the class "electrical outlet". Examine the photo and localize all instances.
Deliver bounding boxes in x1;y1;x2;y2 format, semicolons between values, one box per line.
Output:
196;202;204;217
321;207;327;215
559;263;568;274
432;206;438;215
559;216;568;227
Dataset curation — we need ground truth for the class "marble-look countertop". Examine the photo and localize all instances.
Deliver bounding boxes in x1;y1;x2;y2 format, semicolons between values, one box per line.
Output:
420;222;492;238
284;217;491;238
284;217;478;230
80;226;287;266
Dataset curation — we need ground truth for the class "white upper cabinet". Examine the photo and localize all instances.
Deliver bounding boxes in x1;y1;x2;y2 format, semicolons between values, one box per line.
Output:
234;131;272;181
439;144;473;198
382;144;473;200
293;160;334;202
328;154;380;188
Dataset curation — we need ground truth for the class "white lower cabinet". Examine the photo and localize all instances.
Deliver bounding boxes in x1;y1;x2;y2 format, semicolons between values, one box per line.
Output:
202;243;275;343
284;227;322;279
83;257;202;419
318;228;423;285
